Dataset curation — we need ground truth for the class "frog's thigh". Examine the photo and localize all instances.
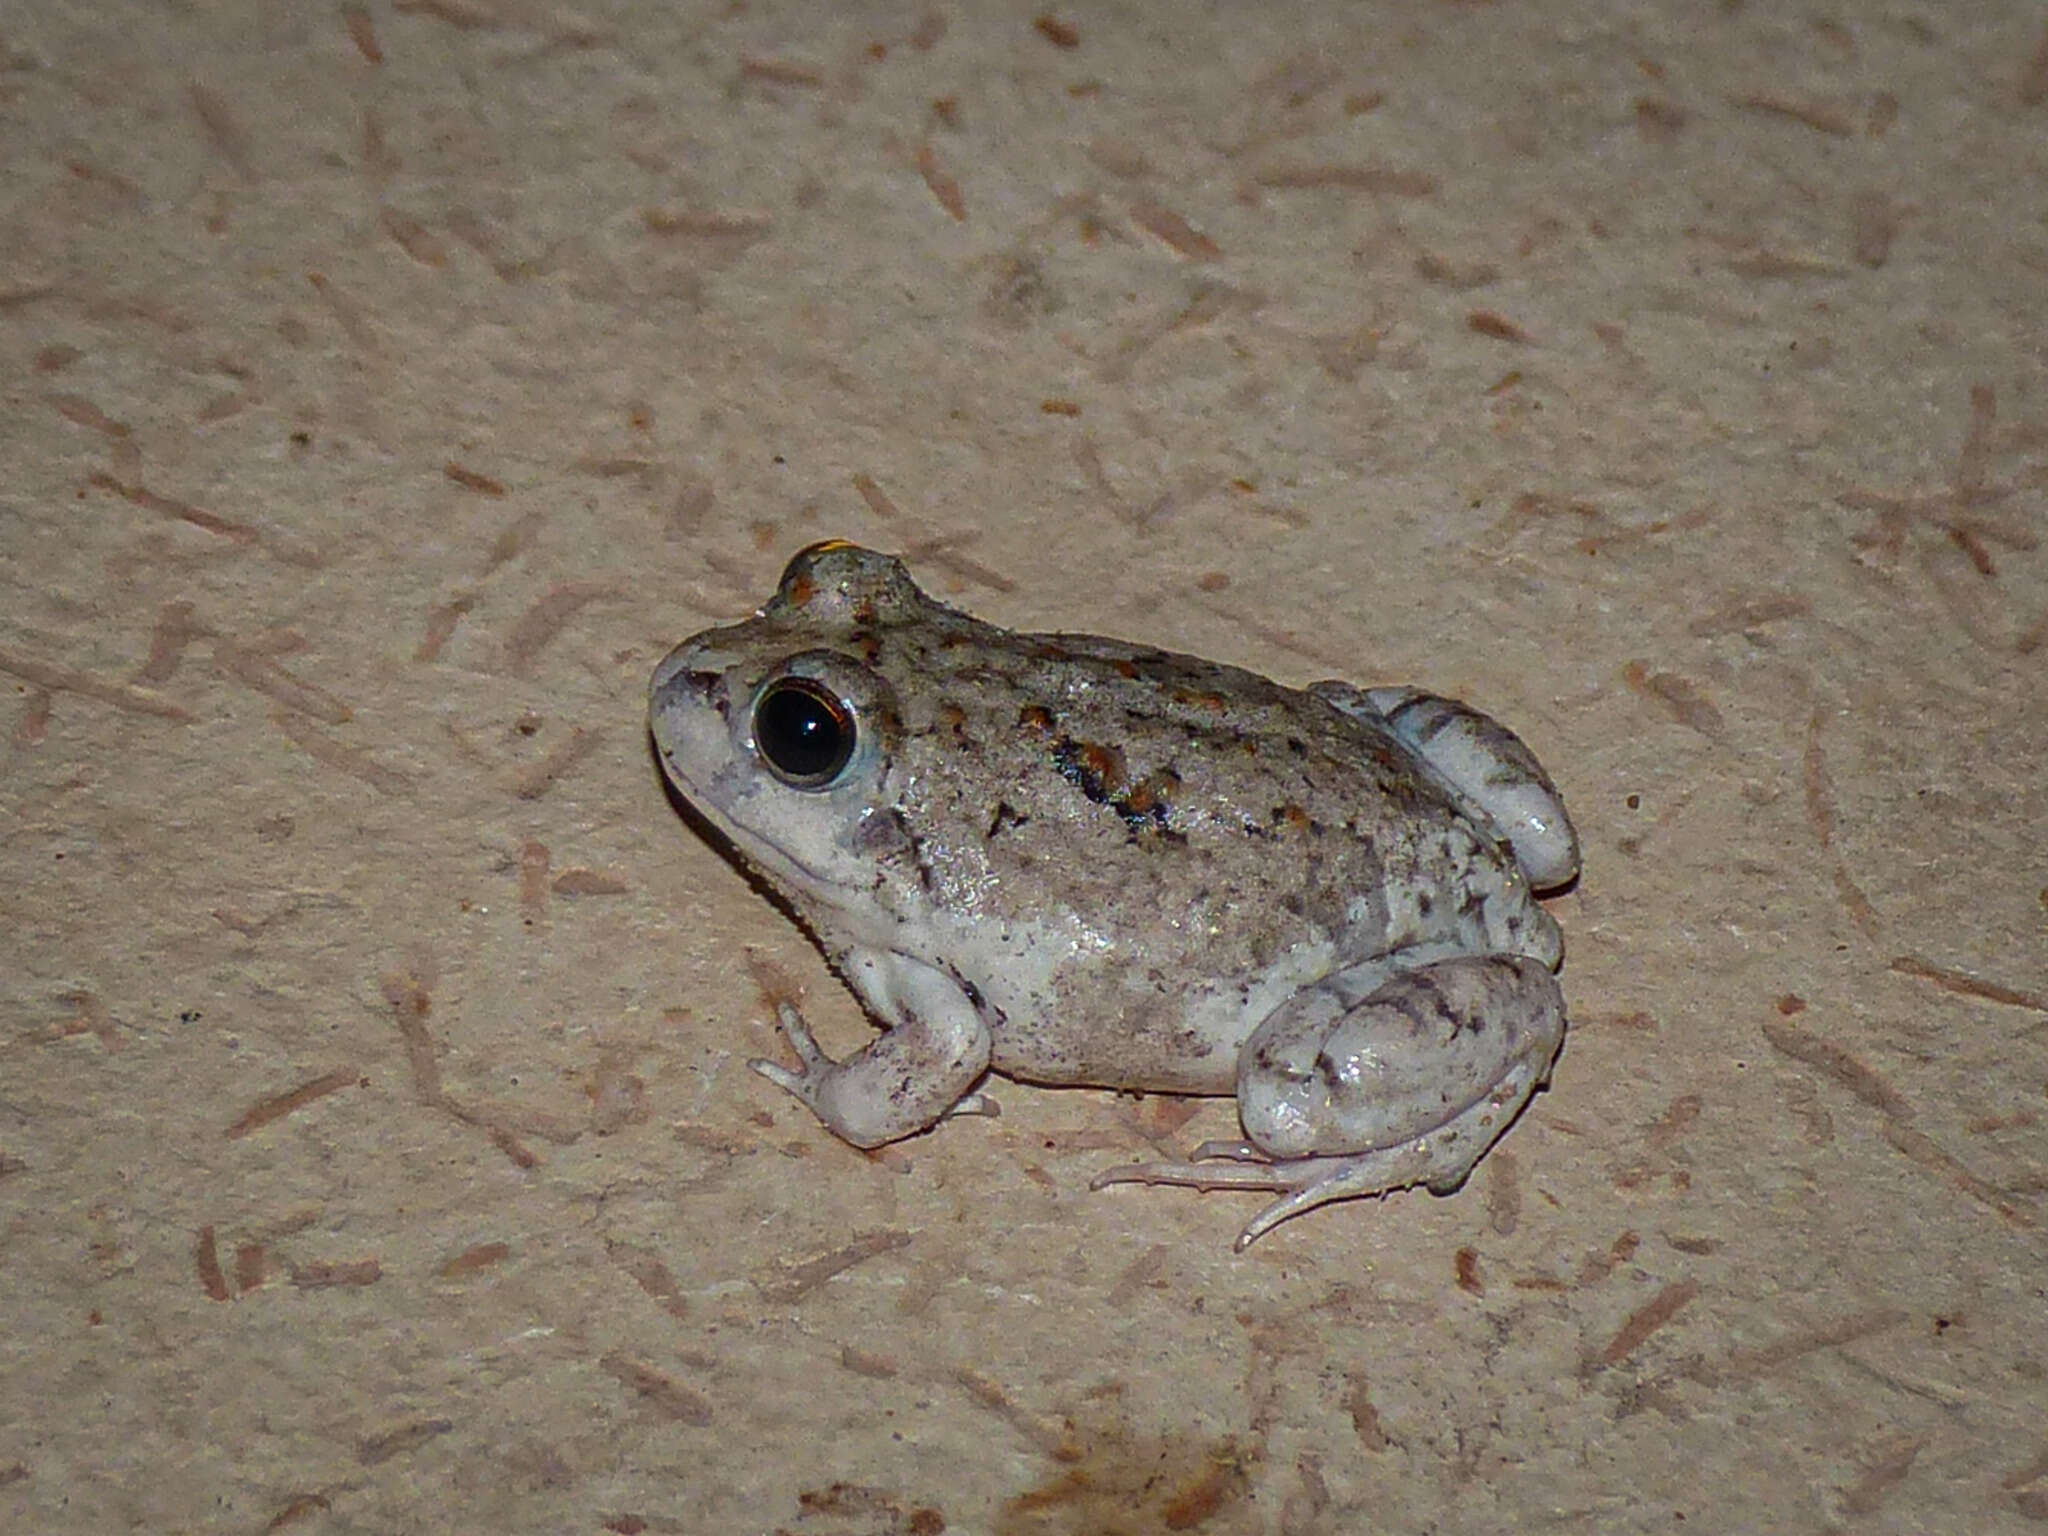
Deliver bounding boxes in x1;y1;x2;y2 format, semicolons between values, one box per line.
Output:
1237;953;1565;1172
1091;956;1565;1247
1310;682;1579;889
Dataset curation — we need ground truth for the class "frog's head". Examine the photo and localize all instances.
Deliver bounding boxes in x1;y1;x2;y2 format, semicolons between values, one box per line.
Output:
649;544;934;940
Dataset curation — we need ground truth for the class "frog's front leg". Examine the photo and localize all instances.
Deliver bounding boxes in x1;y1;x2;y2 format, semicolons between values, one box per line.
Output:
1309;682;1579;890
751;949;993;1147
1093;954;1564;1249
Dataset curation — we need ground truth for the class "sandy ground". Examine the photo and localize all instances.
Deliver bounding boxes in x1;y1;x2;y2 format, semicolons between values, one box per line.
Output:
3;3;2046;1533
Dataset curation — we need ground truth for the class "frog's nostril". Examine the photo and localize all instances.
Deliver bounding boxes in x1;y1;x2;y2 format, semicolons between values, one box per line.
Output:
650;666;731;735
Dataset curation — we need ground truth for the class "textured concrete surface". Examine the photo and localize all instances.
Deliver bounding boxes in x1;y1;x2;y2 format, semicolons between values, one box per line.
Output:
3;3;2046;1532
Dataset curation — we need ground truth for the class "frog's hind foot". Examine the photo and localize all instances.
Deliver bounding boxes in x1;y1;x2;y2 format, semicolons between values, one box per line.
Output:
1092;1140;1448;1252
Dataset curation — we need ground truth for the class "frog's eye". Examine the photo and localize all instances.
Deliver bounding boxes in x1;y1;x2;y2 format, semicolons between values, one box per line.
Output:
752;677;857;788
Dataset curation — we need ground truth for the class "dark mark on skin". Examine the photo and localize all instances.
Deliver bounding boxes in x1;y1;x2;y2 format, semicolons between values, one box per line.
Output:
1271;802;1322;836
1051;735;1127;804
936;700;975;748
986;799;1029;838
1049;735;1186;840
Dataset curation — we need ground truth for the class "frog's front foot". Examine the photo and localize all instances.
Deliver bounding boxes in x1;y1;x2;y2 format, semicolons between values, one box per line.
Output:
1093;953;1564;1249
749;971;993;1149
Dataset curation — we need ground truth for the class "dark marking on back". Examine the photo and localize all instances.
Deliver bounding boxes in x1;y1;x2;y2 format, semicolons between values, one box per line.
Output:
987;799;1030;838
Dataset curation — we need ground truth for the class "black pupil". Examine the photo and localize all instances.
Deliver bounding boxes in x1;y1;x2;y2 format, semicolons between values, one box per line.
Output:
756;681;854;784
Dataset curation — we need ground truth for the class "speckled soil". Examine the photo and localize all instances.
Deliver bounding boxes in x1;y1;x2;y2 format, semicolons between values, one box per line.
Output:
3;4;2045;1533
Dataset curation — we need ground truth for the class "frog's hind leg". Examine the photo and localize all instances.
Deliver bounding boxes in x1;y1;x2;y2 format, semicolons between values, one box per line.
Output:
1091;954;1564;1250
1091;1083;1549;1251
1309;682;1579;890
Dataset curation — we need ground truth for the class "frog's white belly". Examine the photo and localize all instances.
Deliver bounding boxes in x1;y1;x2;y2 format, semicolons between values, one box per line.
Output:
943;906;1343;1095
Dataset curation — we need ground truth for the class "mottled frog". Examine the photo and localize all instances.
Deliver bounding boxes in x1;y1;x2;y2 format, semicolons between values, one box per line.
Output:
650;542;1579;1247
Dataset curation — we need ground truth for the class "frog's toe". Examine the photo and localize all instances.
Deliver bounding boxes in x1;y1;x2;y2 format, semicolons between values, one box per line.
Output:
769;1000;832;1068
1089;1155;1299;1195
749;1055;803;1092
749;1052;830;1112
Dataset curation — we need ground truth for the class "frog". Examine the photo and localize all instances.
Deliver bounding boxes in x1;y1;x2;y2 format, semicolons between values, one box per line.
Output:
649;541;1580;1248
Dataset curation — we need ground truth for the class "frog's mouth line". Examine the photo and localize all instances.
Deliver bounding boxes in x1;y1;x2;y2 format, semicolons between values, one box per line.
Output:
720;815;864;906
655;755;870;916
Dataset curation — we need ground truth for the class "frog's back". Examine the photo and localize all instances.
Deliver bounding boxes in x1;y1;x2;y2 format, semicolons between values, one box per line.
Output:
872;620;1549;1090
